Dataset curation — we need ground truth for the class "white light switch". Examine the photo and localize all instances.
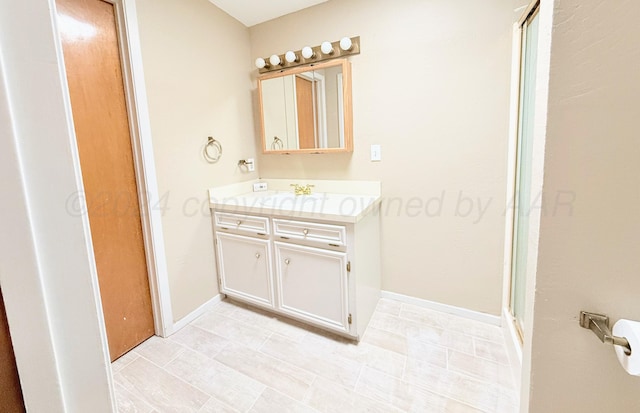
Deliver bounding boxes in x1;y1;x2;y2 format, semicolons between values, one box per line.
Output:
370;144;382;162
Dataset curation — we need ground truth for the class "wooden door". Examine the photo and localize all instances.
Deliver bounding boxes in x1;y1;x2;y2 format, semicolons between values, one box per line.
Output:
295;76;316;149
0;289;25;412
57;0;154;361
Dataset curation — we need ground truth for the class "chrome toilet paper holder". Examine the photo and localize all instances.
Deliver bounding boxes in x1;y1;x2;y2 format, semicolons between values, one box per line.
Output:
580;311;632;355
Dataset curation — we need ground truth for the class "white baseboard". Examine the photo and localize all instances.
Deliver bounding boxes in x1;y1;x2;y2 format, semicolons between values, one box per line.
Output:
380;291;502;326
168;294;222;335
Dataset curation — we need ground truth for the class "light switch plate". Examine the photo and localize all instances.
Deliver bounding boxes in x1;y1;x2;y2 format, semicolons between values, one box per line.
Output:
370;144;381;162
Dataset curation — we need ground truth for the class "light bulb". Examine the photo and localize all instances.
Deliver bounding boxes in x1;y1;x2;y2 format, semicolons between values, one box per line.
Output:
285;51;298;63
339;37;353;51
320;41;334;55
269;54;281;66
301;46;315;59
255;57;267;69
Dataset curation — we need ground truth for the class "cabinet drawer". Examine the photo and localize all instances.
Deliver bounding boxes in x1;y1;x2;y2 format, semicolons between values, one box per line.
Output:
214;212;270;235
273;219;346;247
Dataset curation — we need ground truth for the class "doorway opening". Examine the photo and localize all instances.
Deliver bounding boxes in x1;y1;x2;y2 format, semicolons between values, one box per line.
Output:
56;0;170;360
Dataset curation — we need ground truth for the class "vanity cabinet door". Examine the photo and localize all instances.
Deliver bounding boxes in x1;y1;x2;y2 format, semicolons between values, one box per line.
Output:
216;232;274;308
274;242;349;333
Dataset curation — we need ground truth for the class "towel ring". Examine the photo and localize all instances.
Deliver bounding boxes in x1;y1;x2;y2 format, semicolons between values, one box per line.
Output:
204;136;222;163
271;136;283;150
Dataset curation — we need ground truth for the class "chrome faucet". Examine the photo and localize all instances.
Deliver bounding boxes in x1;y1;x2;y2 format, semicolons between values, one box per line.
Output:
291;183;314;196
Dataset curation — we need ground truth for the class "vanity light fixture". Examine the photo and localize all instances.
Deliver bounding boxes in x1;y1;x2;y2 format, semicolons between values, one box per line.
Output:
254;36;360;74
269;54;282;67
339;37;353;51
285;50;299;63
255;57;268;69
301;46;315;59
320;41;334;55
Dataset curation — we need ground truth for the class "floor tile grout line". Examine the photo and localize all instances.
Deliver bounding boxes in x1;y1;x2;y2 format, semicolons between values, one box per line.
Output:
134;350;265;409
368;315;499;357
198;307;266;332
352;364;365;392
113;378;157;412
180;322;232;342
300;375;318;405
446;365;518;393
214;339;319;395
111;351;140;372
261;385;324;413
115;297;518;412
324;370;408;413
400;350;408;381
473;353;511;366
112;373;161;412
196;395;214;413
115;359;208;411
405;368;515;413
450;347;511;370
159;346;188;368
244;386;267;413
164;354;266;408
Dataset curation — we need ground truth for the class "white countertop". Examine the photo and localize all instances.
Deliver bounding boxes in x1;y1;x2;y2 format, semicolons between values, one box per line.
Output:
209;180;381;223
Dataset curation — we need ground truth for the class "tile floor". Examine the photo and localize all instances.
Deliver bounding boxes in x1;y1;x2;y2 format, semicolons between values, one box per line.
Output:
112;298;518;413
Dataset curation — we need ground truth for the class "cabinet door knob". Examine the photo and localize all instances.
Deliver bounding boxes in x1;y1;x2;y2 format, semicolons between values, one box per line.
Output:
303;229;309;235
284;258;290;265
255;253;261;259
236;220;242;225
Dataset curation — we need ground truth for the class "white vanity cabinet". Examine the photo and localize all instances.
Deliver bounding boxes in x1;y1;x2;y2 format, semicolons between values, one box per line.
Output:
214;212;275;309
215;232;274;308
274;242;349;333
209;183;381;340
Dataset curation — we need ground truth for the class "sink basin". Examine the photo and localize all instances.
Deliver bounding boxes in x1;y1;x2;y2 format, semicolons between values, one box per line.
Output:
256;192;327;205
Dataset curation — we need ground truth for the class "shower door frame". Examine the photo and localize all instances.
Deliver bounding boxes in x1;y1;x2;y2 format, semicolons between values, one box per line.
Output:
503;0;541;343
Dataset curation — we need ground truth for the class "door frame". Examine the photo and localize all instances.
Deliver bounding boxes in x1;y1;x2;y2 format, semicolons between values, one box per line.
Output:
501;0;540;359
295;71;327;148
99;0;173;337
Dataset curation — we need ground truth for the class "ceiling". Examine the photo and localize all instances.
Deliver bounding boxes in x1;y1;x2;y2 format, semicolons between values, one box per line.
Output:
208;0;328;27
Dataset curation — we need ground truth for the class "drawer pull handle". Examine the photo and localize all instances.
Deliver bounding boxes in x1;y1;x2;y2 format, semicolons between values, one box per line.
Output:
329;243;340;247
255;253;261;259
284;258;290;265
236;220;242;225
303;229;309;235
257;232;266;236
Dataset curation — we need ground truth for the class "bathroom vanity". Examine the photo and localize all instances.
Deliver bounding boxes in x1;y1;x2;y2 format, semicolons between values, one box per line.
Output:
208;179;381;340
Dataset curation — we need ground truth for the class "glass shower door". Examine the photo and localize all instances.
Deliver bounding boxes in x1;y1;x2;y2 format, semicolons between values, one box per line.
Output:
511;5;540;335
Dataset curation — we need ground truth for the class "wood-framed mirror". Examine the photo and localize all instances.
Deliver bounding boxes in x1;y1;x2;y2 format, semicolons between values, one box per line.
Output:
258;58;353;154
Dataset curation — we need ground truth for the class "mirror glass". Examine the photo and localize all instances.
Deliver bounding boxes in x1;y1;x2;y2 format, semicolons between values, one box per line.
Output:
259;59;352;153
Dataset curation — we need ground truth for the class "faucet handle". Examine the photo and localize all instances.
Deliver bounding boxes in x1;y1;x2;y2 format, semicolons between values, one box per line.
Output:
289;183;314;195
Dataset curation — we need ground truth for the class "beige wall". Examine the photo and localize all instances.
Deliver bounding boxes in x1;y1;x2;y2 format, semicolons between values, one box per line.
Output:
526;0;640;410
136;0;258;320
251;0;527;315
